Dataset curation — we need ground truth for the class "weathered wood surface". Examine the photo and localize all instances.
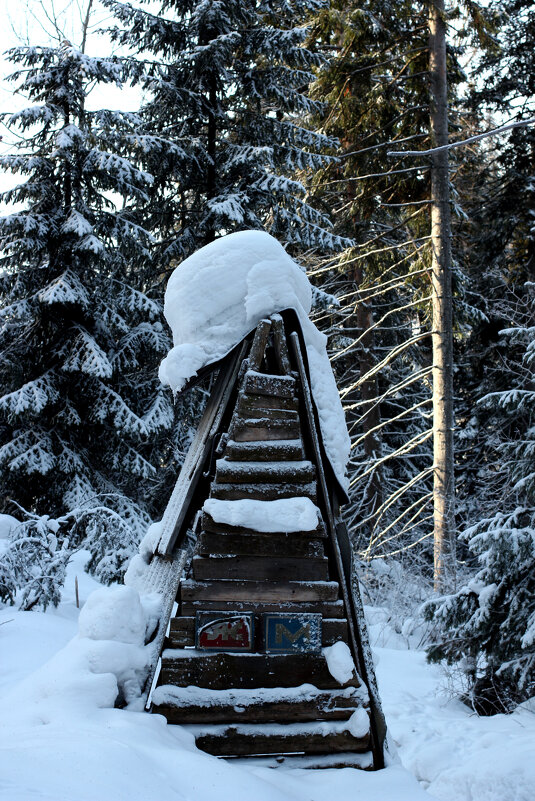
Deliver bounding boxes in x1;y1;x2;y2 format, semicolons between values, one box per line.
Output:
180;599;345;618
155;343;247;556
167;616;348;649
153;686;367;724
214;458;315;485
243;371;296;398
180;579;339;603
231;418;301;442
224;438;304;461
201;512;326;539
210;481;317;502
238;394;298;413
160;651;360;690
197;531;326;558
188;722;370;756
236;405;300;422
191;554;329;582
271;314;292;376
247;319;271;371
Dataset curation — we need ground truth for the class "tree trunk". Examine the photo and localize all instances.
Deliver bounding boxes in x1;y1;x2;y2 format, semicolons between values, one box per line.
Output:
429;0;456;590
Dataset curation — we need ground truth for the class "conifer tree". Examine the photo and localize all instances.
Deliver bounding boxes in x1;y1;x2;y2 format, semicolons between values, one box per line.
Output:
0;42;177;605
103;0;349;264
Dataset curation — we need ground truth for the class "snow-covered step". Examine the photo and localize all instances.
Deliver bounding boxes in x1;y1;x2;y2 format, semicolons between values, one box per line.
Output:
243;371;296;398
233;751;374;770
201;512;326;541
238;393;298;413
180;579;339;604
183;713;371;756
210;481;317;502
232;416;300;442
159;650;361;691
167;617;349;649
224;438;305;462
151;684;368;724
191;554;329;582
214;458;315;485
180;598;346;618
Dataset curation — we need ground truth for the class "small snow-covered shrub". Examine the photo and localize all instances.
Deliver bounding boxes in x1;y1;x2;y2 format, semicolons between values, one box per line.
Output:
424;509;535;713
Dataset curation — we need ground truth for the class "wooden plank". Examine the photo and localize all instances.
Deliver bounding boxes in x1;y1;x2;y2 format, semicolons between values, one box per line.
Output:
289;330;386;768
223;439;304;462
214;459;315;485
152;685;367;724
167;615;349;649
189;721;370;756
247;319;271;371
180;599;345;618
156;342;247;556
271;314;292;376
210;481;317;502
201;512;326;539
233;751;374;770
243;371;296;398
238;406;299;422
238;394;298;412
180;579;339;603
232;417;300;442
159;651;360;690
191;554;329;582
197;531;326;557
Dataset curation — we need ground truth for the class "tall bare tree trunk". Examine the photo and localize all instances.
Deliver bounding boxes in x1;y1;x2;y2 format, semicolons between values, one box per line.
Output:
429;0;456;590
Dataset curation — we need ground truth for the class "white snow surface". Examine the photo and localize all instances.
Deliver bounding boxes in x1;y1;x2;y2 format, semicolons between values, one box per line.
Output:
323;641;357;685
159;230;350;488
203;496;321;533
1;563;535;800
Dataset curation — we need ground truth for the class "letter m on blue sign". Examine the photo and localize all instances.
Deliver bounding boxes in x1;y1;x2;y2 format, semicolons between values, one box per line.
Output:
264;613;321;653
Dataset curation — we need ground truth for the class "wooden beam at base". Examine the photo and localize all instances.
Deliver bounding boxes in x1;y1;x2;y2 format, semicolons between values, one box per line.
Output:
180;579;339;603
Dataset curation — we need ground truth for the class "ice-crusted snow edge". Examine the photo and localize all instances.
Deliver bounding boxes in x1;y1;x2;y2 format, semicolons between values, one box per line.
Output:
158;231;350;489
203;497;321;533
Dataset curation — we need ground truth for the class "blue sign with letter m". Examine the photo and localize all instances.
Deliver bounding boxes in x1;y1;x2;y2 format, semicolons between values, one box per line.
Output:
264;613;322;653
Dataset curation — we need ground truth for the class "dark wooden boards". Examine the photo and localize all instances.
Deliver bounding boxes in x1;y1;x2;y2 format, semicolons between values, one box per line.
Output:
160;651;360;690
232;418;301;442
210;481;317;502
224;438;304;461
243;371;295;398
191;554;329;582
197;531;326;558
152;687;367;724
214;459;315;485
180;599;345;618
167;616;348;649
181;579;339;603
188;722;370;756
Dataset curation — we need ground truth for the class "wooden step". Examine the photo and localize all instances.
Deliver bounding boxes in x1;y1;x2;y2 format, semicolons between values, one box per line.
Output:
210;481;317;502
180;599;345;618
197;531;326;557
214;459;315;485
159;650;360;690
151;684;368;724
201;512;326;539
180;579;339;604
224;439;305;462
191;554;329;582
167;617;348;649
236;405;299;423
184;717;371;756
232;418;300;442
243;371;296;398
238;394;298;412
232;751;375;770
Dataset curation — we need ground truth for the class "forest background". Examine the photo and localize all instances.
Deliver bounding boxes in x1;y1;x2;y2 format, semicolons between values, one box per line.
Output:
0;0;534;717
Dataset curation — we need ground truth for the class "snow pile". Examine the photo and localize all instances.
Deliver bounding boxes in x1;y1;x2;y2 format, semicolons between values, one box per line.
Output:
323;641;357;685
159;231;350;488
203;497;321;533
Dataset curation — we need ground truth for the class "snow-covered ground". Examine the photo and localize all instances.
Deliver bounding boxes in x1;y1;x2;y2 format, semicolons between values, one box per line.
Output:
1;555;534;801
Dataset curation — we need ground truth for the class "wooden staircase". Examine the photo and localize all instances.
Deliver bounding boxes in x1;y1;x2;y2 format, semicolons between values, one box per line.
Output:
148;316;376;767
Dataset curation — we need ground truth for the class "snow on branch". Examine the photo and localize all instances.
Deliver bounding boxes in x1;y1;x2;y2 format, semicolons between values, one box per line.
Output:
387;117;535;158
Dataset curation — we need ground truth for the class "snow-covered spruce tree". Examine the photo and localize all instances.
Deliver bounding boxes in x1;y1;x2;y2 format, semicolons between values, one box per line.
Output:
103;0;349;263
425;288;535;712
0;42;177;606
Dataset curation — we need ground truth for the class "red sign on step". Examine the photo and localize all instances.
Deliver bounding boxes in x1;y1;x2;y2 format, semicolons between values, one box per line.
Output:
195;612;254;651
